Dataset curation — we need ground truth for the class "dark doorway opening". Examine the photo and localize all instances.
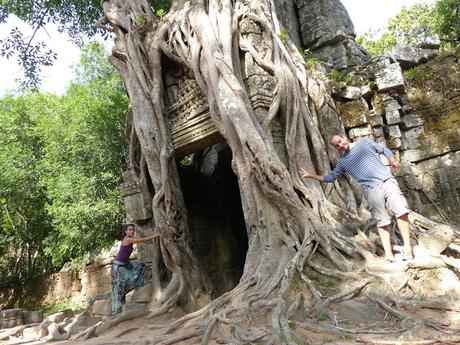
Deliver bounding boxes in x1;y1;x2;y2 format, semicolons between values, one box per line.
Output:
178;144;248;298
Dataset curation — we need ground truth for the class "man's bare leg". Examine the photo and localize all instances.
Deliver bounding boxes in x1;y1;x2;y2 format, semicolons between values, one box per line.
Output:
397;213;413;259
377;226;395;261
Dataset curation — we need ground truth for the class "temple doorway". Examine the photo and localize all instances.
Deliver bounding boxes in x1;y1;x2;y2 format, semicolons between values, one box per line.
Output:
178;144;248;298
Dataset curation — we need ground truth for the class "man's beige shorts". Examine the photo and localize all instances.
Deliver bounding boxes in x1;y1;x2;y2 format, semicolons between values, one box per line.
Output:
366;178;409;227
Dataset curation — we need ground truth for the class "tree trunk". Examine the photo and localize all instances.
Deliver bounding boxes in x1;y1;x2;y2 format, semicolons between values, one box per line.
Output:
98;0;459;343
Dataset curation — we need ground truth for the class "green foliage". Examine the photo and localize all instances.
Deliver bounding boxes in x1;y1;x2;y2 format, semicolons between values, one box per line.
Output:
405;66;434;86
288;320;297;329
156;8;165;18
327;69;352;90
435;0;460;44
0;92;53;283
368;80;377;90
416;291;428;301
387;3;438;45
290;271;303;291
315;311;330;322
328;69;342;82
0;42;128;282
279;28;289;42
356;31;397;57
41;298;87;315
0;0;171;88
357;0;460;57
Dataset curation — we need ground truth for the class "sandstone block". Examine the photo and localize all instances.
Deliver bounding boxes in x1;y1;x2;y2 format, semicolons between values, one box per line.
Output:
388;125;401;138
339;99;369;128
390;45;438;70
92;299;112;316
45;312;66;324
401;127;423;150
122;302;148;314
369;114;383;127
401;114;424;129
418;224;455;254
126;283;152;303
64;314;102;336
340;86;361;100
22;324;48;339
23;311;43;325
349;125;372;139
376;63;405;93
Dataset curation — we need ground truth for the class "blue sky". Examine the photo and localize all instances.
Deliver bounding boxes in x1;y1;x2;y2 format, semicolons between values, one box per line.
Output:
0;0;434;95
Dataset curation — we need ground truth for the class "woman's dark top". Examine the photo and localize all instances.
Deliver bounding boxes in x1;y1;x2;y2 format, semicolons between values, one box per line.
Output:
115;240;133;264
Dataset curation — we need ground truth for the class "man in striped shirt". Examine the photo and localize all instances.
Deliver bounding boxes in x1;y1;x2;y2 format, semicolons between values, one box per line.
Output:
300;133;413;262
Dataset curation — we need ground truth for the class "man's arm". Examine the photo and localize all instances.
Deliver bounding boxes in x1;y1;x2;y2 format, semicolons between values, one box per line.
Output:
368;140;400;169
299;168;324;182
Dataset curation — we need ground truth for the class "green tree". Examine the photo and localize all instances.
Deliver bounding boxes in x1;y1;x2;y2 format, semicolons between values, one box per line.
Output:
37;43;129;266
0;94;52;283
435;0;460;43
357;0;460;57
0;42;129;282
0;0;171;89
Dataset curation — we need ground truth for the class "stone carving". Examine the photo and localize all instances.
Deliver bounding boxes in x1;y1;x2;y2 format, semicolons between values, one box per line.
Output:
166;76;222;156
121;169;152;221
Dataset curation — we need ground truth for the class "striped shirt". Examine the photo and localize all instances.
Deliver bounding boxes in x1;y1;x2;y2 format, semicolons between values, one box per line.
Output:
323;139;394;190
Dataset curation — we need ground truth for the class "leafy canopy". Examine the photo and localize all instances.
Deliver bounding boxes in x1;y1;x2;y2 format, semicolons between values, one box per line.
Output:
0;0;171;89
357;0;460;57
0;42;129;285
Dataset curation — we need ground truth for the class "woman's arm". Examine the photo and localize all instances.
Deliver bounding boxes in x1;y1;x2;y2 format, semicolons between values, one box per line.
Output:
122;232;160;245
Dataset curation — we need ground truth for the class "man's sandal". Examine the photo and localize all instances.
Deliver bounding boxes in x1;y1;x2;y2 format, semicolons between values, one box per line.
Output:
383;256;396;262
402;251;414;261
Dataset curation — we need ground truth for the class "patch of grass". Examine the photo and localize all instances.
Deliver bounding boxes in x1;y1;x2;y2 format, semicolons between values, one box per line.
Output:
291;271;304;291
315;311;330;322
322;336;334;343
319;278;334;288
397;314;406;321
368;80;377;90
179;154;193;166
306;57;324;70
328;69;341;82
425;268;440;280
278;332;287;343
416;291;428;301
41;299;87;315
230;324;236;337
288;320;297;330
155;8;165;18
405;66;434;87
343;333;355;341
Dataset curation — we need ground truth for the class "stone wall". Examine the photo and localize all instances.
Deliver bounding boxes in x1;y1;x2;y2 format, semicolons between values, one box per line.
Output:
335;47;460;226
1;247;122;310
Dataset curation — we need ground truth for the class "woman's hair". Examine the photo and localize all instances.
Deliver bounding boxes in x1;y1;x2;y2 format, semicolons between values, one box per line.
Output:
125;223;136;229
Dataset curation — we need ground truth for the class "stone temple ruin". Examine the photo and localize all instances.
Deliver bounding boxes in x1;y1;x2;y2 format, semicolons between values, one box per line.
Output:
120;0;460;303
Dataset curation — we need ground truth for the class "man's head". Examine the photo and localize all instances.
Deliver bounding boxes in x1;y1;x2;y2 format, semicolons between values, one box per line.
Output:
330;133;350;152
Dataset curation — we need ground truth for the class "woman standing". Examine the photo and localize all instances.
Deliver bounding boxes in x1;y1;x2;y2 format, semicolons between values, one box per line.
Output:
111;223;159;315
